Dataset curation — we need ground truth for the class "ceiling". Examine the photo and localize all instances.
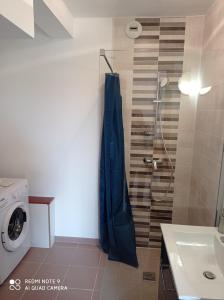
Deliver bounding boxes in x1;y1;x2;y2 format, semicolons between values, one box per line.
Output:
64;0;215;17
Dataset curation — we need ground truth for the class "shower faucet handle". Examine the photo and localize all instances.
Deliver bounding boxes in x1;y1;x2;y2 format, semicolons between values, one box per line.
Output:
153;160;158;170
143;158;162;163
143;158;163;170
143;158;152;164
144;131;154;137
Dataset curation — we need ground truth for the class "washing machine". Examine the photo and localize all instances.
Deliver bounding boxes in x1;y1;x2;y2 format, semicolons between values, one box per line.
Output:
0;178;31;285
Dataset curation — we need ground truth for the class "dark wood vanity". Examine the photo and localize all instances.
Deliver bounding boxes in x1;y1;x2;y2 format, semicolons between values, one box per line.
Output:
159;237;178;300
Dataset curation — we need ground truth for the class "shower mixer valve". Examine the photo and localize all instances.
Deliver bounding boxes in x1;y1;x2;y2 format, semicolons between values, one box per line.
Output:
153;160;158;170
143;158;162;170
143;158;152;164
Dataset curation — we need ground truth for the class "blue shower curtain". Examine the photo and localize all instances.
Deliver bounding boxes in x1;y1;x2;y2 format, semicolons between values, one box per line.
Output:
100;73;138;268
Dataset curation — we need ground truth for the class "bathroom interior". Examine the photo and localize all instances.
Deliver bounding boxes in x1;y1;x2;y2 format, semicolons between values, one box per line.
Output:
0;0;224;299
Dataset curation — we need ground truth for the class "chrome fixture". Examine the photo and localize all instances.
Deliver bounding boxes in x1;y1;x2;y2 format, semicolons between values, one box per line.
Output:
100;49;114;73
203;271;216;280
144;131;163;138
153;160;158;170
153;72;174;201
218;209;224;234
160;76;169;88
100;49;128;74
143;158;152;164
154;72;169;103
143;158;162;170
144;131;154;137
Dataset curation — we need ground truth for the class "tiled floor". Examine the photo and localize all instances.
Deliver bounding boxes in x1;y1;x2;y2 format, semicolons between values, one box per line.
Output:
0;242;160;300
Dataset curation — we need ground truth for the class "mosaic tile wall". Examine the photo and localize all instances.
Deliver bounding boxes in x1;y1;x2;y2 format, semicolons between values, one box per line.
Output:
129;17;186;248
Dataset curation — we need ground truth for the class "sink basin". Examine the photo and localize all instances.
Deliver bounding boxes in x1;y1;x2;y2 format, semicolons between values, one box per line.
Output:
161;224;224;300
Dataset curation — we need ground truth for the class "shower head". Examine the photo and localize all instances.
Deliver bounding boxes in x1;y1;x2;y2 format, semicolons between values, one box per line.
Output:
160;77;169;88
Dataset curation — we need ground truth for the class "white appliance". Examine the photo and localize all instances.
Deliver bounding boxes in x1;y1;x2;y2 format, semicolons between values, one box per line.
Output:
0;178;31;285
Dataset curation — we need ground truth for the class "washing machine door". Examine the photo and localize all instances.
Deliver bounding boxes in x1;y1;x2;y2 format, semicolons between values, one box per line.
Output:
1;202;29;252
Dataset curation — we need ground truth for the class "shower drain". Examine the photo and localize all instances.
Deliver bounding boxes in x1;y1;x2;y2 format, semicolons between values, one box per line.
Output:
203;271;216;280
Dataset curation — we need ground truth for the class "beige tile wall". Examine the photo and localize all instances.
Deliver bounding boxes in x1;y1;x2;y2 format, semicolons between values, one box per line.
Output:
113;17;187;247
173;16;205;224
112;3;224;229
188;0;224;225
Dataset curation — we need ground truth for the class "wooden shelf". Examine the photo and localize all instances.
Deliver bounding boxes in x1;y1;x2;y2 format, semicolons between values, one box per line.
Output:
29;196;54;205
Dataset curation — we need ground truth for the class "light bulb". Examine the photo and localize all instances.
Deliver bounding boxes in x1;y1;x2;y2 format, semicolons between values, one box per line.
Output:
178;73;192;95
178;73;211;96
199;86;212;95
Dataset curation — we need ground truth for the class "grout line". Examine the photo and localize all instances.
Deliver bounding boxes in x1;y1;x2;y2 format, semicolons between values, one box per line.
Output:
91;252;103;300
91;274;98;300
39;249;52;265
17;245;102;300
19;256;45;300
55;242;99;248
23;260;102;269
68;287;93;291
98;251;103;267
19;248;59;299
55;255;72;300
53;244;79;249
91;272;99;299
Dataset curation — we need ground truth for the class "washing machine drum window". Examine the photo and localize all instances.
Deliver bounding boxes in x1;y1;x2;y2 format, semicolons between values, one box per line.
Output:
8;207;26;241
2;202;29;252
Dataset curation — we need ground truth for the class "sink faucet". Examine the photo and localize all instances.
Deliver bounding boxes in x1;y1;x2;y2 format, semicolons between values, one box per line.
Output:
218;209;224;234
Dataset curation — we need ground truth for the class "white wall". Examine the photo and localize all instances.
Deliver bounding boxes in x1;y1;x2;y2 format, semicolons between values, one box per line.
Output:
34;0;75;37
0;18;112;238
0;0;34;37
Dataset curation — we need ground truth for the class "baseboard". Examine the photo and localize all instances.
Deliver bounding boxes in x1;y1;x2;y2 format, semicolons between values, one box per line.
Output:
55;236;99;246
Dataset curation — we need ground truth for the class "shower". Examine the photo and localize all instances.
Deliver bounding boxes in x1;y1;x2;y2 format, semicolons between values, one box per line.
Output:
124;17;186;248
144;72;175;202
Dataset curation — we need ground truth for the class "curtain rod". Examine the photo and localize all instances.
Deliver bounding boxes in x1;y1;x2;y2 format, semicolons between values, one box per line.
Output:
100;49;114;73
100;49;128;74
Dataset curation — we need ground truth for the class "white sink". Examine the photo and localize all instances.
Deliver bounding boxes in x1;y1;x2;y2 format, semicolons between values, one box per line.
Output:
161;224;224;300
